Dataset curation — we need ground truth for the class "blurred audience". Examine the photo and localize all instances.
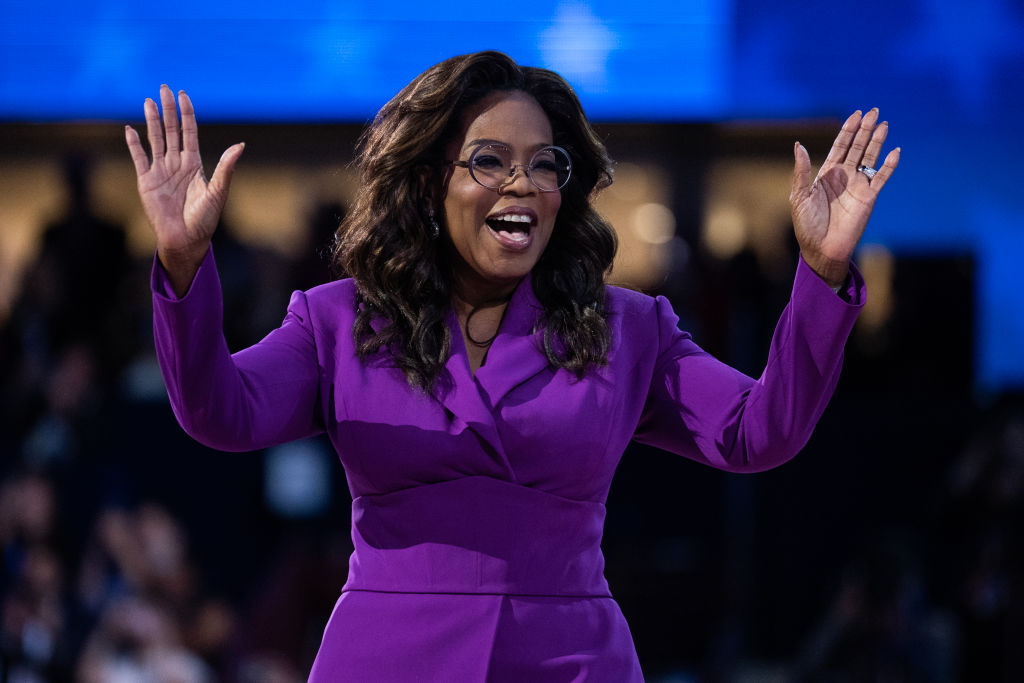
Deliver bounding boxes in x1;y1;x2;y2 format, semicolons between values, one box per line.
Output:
2;156;1022;681
0;161;342;681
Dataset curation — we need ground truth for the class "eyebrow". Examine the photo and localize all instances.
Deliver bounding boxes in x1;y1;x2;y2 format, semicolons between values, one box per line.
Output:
463;138;553;153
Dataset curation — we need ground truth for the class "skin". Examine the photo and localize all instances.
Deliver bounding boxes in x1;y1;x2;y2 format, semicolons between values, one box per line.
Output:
790;108;900;288
125;85;244;298
125;85;899;366
438;91;563;369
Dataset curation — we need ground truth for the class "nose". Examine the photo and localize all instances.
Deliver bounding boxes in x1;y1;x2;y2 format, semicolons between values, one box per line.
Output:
498;163;535;195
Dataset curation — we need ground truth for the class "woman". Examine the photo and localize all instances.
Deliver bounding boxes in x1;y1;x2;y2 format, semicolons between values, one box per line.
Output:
126;51;898;681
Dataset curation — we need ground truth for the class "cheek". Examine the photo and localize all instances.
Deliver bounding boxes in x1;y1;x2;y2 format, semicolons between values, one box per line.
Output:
545;194;563;228
444;184;489;231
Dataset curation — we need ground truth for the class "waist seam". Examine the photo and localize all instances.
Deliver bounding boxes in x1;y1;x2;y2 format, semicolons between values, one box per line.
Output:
341;587;613;599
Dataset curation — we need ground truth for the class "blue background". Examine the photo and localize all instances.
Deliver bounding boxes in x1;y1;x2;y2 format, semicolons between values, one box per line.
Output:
2;0;1022;391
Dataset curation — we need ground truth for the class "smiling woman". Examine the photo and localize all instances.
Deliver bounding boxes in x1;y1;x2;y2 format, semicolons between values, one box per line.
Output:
441;92;564;360
127;50;896;681
334;53;617;390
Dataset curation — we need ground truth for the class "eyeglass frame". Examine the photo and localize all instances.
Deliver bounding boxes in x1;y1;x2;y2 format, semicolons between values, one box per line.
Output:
443;143;572;193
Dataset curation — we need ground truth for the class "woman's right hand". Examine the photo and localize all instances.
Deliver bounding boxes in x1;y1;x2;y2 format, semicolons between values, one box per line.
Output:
125;84;244;296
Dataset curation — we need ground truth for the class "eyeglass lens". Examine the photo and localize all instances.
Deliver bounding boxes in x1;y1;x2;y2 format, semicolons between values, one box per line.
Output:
469;144;571;192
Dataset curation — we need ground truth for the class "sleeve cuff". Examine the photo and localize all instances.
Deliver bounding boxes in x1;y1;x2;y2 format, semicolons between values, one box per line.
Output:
796;256;865;307
150;247;215;302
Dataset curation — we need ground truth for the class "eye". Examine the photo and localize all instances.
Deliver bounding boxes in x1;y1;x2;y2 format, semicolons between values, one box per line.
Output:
532;159;560;173
472;154;505;170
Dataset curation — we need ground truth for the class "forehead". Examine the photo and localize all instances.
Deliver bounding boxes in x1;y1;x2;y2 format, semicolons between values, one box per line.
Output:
452;90;553;152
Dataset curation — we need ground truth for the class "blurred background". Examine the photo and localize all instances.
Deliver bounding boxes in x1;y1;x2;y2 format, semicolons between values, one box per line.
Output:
1;0;1023;681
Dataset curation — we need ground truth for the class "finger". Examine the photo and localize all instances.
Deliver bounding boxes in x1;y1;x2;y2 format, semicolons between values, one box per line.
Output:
790;141;813;205
866;147;900;193
844;107;879;167
821;110;862;169
125;125;151;176
160;84;180;154
860;120;888;169
207;142;246;204
179;91;200;154
144;97;164;159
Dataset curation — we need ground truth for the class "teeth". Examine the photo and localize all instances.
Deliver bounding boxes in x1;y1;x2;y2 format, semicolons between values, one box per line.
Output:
490;214;532;223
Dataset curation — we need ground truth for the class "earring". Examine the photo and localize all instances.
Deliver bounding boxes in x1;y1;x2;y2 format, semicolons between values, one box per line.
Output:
428;209;440;239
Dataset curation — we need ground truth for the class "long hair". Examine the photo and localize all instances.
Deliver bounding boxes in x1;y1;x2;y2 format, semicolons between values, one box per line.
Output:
333;51;617;392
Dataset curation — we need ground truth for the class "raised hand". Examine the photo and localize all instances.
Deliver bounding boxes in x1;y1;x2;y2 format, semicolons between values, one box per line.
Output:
789;109;900;288
125;85;244;296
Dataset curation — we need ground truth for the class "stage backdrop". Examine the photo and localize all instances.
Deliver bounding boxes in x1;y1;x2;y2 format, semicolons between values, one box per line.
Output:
2;0;1022;391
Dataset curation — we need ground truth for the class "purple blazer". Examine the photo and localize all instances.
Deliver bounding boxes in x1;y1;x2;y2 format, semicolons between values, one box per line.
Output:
153;249;863;681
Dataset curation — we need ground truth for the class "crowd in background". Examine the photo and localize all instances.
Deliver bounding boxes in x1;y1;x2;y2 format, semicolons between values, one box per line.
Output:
1;155;1023;682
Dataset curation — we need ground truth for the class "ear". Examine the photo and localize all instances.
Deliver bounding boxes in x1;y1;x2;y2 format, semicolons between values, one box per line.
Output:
416;161;453;211
413;165;435;203
411;166;440;238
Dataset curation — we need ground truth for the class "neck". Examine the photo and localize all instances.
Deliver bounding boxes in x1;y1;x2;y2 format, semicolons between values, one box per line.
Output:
451;282;517;352
450;275;521;318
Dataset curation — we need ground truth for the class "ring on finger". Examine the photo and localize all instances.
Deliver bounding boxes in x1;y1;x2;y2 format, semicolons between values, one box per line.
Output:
857;165;877;179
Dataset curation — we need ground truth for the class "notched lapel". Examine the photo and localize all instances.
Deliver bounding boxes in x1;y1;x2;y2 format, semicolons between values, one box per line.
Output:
432;311;506;460
474;276;551;408
430;277;553;461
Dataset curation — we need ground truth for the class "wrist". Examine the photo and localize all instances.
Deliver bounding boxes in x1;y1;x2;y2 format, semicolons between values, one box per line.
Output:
800;252;849;289
158;241;208;269
157;243;209;297
830;271;851;294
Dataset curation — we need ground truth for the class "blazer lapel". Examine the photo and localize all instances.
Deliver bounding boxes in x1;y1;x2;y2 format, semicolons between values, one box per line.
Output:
474;276;552;408
431;277;553;467
433;310;507;459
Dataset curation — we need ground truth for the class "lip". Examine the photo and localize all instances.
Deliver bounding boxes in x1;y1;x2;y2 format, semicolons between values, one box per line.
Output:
485;207;537;252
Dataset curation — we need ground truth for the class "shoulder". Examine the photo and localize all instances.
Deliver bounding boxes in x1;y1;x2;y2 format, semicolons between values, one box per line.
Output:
288;277;359;331
603;283;691;353
602;284;666;351
603;283;662;321
303;277;358;305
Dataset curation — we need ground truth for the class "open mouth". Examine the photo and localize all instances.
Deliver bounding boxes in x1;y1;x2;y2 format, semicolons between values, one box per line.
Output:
485;211;536;248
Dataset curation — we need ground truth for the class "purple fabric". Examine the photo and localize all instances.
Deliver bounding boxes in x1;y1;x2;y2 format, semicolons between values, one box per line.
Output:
152;249;864;681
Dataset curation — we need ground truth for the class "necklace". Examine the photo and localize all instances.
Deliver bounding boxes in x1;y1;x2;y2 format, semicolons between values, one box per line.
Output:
465;305;500;347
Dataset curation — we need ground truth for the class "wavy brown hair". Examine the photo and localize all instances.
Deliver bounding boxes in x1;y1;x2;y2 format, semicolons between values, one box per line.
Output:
334;51;617;392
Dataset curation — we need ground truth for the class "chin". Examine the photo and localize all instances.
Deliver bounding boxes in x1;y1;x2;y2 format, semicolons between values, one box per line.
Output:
472;254;539;290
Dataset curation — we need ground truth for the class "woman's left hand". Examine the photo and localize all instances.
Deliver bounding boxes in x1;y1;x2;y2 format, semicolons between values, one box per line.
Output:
790;108;900;288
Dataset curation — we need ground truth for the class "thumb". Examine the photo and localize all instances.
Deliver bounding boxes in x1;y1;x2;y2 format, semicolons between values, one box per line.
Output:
789;141;812;206
207;142;245;203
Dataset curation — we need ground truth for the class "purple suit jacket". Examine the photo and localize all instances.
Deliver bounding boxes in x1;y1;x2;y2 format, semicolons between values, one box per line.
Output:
152;249;863;681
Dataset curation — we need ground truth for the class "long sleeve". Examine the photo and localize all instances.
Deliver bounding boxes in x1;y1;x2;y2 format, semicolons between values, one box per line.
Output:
151;248;322;452
632;256;864;472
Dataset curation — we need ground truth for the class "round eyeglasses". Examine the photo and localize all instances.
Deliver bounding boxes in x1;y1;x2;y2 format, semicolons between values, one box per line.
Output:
446;143;572;193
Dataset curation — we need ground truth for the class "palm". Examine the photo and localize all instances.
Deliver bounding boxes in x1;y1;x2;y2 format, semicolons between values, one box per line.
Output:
136;144;213;249
789;109;900;287
126;86;243;272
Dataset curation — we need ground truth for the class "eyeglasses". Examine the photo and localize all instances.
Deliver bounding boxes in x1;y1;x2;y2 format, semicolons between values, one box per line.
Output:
446;143;572;193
